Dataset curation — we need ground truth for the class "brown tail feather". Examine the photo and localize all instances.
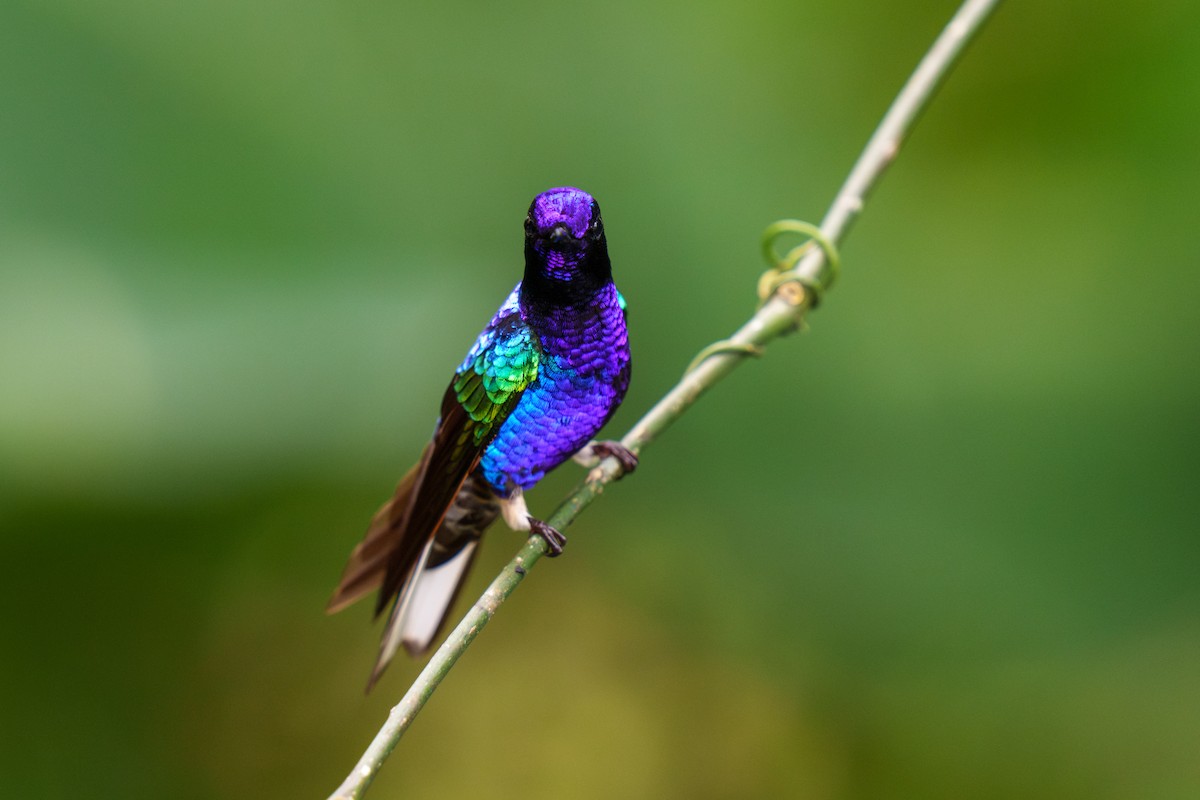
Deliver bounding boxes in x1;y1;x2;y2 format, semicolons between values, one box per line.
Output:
398;473;499;654
368;475;498;684
329;383;501;688
325;447;428;615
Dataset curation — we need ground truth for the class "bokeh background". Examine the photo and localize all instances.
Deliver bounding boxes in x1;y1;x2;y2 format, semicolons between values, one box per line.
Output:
4;1;1199;797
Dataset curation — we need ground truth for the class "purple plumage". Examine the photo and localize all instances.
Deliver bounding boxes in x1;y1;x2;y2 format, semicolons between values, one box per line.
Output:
329;187;633;687
481;265;630;494
532;187;594;238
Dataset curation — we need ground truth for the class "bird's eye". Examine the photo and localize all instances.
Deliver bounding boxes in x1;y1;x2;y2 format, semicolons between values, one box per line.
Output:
587;217;603;239
524;216;535;234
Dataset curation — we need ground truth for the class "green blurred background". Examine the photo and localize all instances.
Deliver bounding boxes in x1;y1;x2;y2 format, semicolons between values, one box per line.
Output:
3;0;1199;797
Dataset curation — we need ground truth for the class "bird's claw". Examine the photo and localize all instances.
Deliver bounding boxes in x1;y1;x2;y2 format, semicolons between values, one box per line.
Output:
588;440;639;477
528;517;567;557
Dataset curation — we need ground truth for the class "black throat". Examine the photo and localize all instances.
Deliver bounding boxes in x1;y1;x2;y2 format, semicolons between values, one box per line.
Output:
520;237;613;308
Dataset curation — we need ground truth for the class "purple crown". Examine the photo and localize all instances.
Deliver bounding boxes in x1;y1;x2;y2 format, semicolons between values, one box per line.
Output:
532;187;595;239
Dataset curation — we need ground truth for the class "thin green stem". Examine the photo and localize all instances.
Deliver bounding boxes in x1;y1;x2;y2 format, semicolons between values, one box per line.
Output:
328;1;1001;796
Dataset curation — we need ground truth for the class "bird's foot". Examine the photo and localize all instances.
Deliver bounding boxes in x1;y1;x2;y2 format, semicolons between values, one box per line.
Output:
573;440;639;478
528;516;566;557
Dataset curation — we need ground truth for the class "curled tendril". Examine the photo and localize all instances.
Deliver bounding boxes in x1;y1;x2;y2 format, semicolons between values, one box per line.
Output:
685;219;840;377
758;219;840;307
683;341;764;376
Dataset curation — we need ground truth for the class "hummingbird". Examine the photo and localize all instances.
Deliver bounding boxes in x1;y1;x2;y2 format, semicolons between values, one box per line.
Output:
327;187;637;688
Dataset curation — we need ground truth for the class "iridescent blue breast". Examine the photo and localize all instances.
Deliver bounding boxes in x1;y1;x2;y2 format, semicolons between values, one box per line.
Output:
479;282;630;496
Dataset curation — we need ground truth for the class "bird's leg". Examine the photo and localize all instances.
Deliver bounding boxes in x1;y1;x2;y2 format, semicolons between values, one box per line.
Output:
499;489;567;557
572;440;639;478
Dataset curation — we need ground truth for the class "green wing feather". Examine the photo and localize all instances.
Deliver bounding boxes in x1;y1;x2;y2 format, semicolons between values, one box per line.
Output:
372;314;539;612
454;320;540;439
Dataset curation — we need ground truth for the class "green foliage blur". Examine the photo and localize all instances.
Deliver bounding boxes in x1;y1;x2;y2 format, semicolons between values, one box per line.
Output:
3;1;1199;797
